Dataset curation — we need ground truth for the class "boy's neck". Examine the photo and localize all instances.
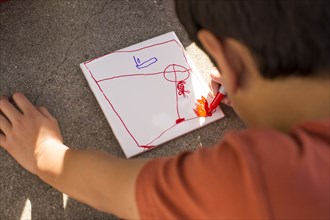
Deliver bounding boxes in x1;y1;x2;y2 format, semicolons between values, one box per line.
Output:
247;74;330;132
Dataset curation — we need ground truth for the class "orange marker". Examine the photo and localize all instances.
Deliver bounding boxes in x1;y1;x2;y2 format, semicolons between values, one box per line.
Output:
194;96;209;117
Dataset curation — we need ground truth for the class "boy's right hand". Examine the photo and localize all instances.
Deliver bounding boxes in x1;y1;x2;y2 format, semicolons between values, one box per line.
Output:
209;70;232;107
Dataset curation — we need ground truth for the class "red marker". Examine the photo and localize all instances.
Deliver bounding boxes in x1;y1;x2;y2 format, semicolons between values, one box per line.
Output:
207;86;226;115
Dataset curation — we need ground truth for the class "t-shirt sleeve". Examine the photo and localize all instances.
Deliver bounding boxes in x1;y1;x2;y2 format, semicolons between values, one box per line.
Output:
135;131;272;219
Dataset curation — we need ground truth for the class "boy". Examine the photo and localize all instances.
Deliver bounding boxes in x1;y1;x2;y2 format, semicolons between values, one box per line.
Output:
0;0;329;219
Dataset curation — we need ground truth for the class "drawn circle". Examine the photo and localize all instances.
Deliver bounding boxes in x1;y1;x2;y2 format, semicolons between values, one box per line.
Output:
163;64;190;82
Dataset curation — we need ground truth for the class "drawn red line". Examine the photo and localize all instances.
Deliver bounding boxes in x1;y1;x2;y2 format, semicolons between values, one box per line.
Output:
117;39;180;53
144;115;202;147
84;63;141;147
84;39;181;64
139;145;156;149
84;39;201;151
96;69;191;83
176;118;185;124
174;65;180;119
145;123;178;146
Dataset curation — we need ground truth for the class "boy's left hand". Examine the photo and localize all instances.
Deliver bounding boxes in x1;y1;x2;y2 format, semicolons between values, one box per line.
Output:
0;93;63;175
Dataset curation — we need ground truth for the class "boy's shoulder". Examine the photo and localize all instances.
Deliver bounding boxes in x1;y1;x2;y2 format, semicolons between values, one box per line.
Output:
226;118;329;154
136;118;330;219
224;118;329;179
225;118;330;218
231;118;329;159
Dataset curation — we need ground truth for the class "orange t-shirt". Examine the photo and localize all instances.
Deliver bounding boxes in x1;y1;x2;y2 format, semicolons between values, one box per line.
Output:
136;119;330;219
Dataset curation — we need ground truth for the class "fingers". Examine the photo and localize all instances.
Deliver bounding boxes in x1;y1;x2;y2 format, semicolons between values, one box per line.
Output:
0;93;54;124
0;96;22;122
13;93;54;121
210;80;220;97
12;92;35;114
210;70;223;84
37;106;54;119
207;70;233;107
0;114;11;134
209;70;222;96
0;134;6;148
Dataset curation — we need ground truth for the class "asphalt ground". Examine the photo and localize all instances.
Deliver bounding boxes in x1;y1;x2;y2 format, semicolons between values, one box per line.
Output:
0;1;245;219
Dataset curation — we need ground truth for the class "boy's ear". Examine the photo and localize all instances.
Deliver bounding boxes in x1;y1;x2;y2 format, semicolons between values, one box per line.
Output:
197;30;246;94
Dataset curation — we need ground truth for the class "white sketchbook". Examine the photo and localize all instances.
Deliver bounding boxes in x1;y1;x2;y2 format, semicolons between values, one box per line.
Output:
80;32;224;158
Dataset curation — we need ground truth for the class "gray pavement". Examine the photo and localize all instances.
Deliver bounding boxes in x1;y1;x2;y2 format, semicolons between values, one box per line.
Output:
0;0;245;219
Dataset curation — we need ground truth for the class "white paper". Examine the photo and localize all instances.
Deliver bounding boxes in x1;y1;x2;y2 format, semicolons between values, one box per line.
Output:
80;32;224;158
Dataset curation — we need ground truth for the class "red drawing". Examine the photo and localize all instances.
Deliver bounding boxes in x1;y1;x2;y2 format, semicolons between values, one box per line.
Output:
83;39;214;150
175;118;185;124
177;81;190;97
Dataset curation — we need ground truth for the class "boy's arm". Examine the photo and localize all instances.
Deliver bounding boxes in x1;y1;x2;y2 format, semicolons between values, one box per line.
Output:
0;93;148;219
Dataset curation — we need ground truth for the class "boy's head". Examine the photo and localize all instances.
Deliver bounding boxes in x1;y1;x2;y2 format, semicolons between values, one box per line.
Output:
176;0;330;130
176;0;330;78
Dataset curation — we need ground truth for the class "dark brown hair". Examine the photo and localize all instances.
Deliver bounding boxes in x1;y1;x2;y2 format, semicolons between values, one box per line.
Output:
176;0;330;78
